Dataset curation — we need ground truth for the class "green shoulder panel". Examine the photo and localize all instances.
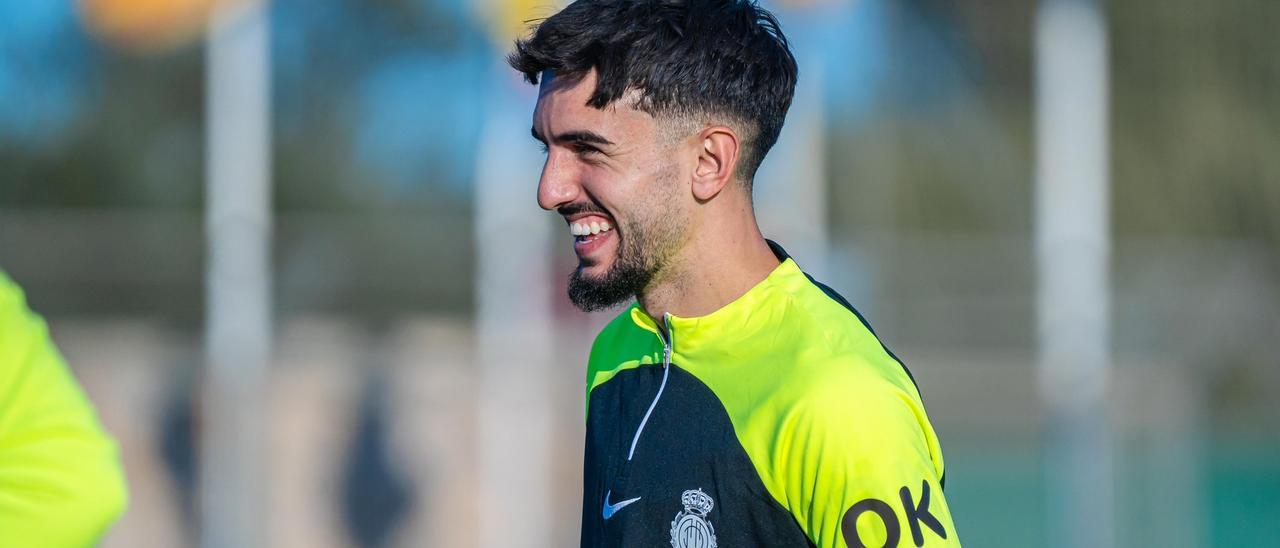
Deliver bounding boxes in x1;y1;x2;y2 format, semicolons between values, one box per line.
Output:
584;304;664;418
0;272;129;546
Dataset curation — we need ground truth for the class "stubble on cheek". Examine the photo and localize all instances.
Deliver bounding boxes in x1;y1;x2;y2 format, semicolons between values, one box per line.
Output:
632;160;688;282
564;160;687;312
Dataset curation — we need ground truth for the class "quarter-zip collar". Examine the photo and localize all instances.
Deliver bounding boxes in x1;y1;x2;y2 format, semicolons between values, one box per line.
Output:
627;249;809;363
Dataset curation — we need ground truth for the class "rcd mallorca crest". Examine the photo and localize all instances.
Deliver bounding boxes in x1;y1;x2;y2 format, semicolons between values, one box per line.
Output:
670;488;717;548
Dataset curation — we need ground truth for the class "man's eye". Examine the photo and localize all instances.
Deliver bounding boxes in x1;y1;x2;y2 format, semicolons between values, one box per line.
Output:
571;143;600;155
537;141;549;154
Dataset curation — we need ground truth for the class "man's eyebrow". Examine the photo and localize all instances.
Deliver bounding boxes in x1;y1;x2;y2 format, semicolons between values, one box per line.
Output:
555;131;615;147
530;127;615;147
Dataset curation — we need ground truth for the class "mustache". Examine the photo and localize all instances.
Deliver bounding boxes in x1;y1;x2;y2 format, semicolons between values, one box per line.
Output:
557;202;612;219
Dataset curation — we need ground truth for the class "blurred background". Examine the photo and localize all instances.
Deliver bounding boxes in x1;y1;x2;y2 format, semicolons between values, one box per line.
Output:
1;0;1278;546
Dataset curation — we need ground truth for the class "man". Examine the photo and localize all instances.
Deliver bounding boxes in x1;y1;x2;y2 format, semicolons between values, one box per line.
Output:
0;271;128;546
509;1;960;546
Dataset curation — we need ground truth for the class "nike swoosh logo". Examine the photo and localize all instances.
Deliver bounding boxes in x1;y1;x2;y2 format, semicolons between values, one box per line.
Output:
602;490;641;520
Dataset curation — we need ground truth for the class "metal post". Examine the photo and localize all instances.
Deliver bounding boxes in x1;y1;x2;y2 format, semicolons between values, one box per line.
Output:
756;53;829;275
474;69;556;548
1034;0;1113;547
202;1;272;547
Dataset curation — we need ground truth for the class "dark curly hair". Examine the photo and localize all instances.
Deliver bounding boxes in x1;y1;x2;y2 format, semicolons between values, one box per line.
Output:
508;0;798;184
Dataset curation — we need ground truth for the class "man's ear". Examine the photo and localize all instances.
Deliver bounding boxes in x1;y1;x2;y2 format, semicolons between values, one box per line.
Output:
691;126;740;202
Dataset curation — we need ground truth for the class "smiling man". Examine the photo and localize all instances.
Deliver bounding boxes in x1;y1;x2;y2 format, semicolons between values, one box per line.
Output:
510;1;960;547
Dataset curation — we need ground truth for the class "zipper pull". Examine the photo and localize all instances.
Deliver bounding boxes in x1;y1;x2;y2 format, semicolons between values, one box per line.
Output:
661;312;673;368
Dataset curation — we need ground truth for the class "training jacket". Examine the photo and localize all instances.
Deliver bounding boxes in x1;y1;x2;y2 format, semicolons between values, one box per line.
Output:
580;242;960;547
0;271;128;546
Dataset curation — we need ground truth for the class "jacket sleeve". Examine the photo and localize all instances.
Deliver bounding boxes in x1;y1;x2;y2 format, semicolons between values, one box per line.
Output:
0;272;128;546
778;357;960;548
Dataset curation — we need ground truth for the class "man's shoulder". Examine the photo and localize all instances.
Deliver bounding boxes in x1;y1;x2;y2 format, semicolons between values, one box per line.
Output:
775;272;891;354
0;270;43;365
751;341;921;429
721;275;924;429
584;304;656;395
588;303;649;360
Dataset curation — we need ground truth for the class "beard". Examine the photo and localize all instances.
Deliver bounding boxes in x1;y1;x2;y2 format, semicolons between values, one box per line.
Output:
567;219;658;312
566;167;684;313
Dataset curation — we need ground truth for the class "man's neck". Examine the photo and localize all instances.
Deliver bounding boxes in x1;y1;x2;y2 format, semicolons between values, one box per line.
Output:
636;213;780;323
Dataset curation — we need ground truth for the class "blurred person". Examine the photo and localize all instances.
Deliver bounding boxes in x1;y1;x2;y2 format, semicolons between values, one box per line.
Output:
510;1;959;546
0;271;128;546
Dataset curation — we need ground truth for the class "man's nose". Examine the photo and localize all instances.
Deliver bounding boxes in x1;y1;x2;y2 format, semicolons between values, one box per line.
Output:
536;153;580;211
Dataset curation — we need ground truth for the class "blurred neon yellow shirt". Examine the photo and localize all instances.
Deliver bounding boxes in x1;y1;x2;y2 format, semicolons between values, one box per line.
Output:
0;272;128;546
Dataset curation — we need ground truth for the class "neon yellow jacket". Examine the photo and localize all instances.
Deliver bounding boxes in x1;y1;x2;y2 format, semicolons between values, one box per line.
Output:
0;272;128;546
581;242;959;547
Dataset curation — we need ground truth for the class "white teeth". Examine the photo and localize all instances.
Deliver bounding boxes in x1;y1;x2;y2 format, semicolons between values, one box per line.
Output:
569;220;612;238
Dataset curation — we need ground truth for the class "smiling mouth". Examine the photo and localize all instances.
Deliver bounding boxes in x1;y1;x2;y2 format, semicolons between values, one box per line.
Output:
569;219;613;243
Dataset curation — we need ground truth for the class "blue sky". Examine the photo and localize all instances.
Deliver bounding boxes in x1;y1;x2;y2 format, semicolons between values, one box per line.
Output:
0;0;972;193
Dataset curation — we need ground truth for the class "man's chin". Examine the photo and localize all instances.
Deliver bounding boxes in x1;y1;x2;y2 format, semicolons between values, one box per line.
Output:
574;259;612;280
567;266;636;312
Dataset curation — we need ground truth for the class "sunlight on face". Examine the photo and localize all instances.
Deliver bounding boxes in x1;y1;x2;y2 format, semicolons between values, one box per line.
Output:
532;71;693;311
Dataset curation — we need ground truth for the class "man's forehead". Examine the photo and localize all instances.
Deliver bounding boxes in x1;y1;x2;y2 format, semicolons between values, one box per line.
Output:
536;70;595;107
533;71;652;137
